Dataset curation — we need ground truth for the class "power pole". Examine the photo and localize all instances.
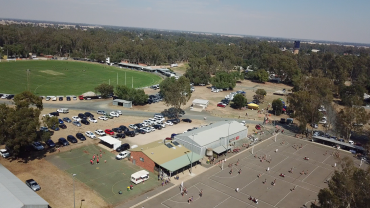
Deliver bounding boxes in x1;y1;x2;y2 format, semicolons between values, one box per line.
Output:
117;72;118;85
125;72;126;86
26;69;30;91
132;77;133;88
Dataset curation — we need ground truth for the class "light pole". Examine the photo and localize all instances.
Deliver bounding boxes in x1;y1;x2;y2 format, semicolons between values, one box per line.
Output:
227;121;231;155
73;174;77;208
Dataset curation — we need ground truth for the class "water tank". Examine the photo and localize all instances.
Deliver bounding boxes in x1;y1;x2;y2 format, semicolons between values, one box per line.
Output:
294;41;301;49
206;148;213;157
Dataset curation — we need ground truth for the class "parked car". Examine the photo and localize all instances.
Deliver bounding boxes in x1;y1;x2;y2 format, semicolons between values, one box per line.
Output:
59;124;67;129
182;118;192;123
112;128;122;133
78;113;87;120
116;143;130;152
310;123;318;129
67;135;78;143
165;121;173;126
66;96;71;101
105;129;114;135
153;124;162;130
116;151;130;160
255;125;261;130
58;138;69;146
26;179;41;191
81;119;90;125
110;112;119;117
84;112;93;118
125;131;135;137
72;116;81;121
116;110;122;115
58;119;64;124
97;110;105;115
137;129;146;134
0;149;10;158
45;139;56;147
129;124;137;129
50;125;60;131
49;112;59;116
63;117;72;123
88;117;97;123
85;131;96;139
95;129;106;136
76;133;86;141
32;142;44;151
217;103;226;108
119;125;129;132
98;116;108;121
72;121;81;127
115;133;126;138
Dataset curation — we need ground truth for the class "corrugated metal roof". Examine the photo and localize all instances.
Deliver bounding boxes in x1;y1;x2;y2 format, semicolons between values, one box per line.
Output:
130;140;163;152
192;99;209;105
0;164;49;208
160;153;203;172
113;99;132;104
142;143;190;165
213;145;232;154
177;121;247;146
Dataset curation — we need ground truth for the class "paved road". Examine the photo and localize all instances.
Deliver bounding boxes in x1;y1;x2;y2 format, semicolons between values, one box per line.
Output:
0;99;263;125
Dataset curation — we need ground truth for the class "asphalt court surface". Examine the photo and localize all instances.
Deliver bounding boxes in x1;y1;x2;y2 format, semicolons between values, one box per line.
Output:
135;134;368;208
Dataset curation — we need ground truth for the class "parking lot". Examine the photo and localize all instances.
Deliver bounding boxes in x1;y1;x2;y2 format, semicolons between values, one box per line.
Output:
134;134;368;208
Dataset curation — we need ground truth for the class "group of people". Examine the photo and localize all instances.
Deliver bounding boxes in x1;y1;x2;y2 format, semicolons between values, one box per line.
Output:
249;196;259;204
90;150;105;165
293;144;303;150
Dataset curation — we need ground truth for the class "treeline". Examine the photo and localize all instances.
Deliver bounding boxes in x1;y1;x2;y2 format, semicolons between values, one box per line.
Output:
1;25;370;94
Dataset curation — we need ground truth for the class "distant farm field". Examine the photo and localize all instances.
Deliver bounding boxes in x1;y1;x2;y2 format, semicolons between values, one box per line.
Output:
0;60;162;96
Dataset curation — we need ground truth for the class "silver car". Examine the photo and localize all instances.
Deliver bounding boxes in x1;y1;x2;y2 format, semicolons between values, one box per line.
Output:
72;121;81;127
26;179;41;191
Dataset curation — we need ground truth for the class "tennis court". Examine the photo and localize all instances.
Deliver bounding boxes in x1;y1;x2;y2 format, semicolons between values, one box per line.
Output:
135;134;368;208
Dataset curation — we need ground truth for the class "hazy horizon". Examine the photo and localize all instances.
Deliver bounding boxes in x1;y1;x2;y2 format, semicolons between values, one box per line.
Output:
1;0;369;44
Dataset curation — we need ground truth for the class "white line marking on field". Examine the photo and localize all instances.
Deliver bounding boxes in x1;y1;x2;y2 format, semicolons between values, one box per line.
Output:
214;196;231;208
302;166;319;182
274;191;291;207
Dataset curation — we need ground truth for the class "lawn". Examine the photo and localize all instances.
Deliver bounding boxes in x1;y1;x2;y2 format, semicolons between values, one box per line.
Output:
47;144;159;205
0;60;162;96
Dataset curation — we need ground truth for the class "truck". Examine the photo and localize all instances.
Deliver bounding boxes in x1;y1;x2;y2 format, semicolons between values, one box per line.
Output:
57;108;69;113
78;95;102;100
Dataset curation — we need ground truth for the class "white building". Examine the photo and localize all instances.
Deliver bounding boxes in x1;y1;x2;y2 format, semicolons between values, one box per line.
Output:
173;121;248;156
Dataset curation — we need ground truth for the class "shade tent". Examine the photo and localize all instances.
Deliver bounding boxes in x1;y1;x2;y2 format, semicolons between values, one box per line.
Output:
213;145;232;154
99;136;121;150
160;153;203;172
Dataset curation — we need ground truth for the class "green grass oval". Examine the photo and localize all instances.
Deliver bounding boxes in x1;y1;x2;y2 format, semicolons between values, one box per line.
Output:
0;60;162;96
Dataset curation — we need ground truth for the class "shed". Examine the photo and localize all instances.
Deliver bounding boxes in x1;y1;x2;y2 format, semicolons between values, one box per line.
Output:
174;121;248;156
113;99;132;108
192;99;209;109
0;164;49;208
99;136;122;150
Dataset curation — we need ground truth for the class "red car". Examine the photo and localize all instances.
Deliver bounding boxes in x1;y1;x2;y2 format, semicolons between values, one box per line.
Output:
217;103;226;108
255;125;261;130
104;129;114;135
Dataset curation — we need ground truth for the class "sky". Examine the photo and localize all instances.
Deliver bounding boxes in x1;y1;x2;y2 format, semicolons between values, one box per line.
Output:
1;0;370;43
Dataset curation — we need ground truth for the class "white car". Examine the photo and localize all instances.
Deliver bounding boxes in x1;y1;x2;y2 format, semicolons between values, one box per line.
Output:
142;127;151;133
129;124;137;129
140;122;148;127
158;122;166;128
42;114;53;118
165;121;173;126
116;110;122;115
110;112;119;117
143;120;153;125
52;97;57;101
240;121;246;125
95;130;106;136
0;149;10;158
98;116;108;121
85;131;96;139
89;117;98;123
72;116;81;121
1;94;8;99
116;151;130;160
97;110;105;115
154;115;164;119
155;117;165;122
148;127;155;132
149;118;156;122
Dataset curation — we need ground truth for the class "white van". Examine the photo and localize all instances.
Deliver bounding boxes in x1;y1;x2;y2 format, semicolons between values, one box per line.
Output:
131;170;149;184
349;140;354;145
